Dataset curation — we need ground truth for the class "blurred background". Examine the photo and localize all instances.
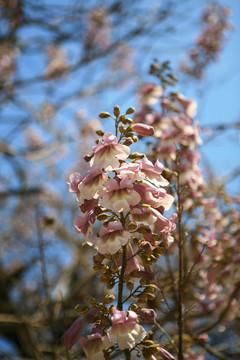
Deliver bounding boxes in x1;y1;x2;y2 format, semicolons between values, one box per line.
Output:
0;0;239;359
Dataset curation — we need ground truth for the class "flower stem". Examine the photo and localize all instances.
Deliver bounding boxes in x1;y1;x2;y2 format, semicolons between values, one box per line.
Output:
177;165;184;360
117;244;127;311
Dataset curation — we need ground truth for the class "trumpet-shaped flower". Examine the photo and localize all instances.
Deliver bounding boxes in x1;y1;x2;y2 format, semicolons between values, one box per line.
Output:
90;132;130;170
95;221;130;254
74;211;95;245
118;243;143;274
67;172;82;194
80;324;112;360
107;307;146;350
115;162;144;181
139;157;169;187
130;205;157;229
78;166;108;205
100;177;141;212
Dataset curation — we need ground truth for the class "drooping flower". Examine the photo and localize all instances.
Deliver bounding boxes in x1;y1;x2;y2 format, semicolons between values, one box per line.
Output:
80;324;112;360
107;307;146;350
61;316;84;349
74;211;96;245
115;162;144;181
118;243;143;274
67;172;82;194
95;221;130;254
90;132;130;170
139;157;169;187
100;177;141;212
78;166;108;205
130;205;157;229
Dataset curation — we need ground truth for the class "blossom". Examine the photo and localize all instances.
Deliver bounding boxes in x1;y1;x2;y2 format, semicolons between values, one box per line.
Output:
100;177;141;212
80;324;112;360
133;123;154;136
139;82;163;105
78;166;108;205
134;182;173;210
130;205;157;229
67;172;82;194
95;221;130;254
90;132;130;170
107;307;146;350
115;162;144;181
61;316;84;349
118;243;143;274
149;208;176;239
74;211;96;245
139;157;168;187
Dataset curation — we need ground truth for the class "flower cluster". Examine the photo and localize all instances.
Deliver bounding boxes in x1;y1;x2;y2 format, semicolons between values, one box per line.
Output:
134;73;204;210
180;3;232;79
62;105;176;359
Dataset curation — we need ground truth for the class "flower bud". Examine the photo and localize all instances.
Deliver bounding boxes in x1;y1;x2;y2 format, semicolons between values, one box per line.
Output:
133;123;154;136
113;105;120;118
104;294;115;304
96;129;105;136
138;308;157;322
99;112;111;118
126;106;135;114
86;307;98;323
61;316;84;349
157;347;176;360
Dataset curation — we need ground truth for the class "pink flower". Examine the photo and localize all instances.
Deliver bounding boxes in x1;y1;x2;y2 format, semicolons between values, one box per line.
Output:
139;82;163;105
139;157;168;187
134;182;172;210
61;316;84;349
74;211;95;245
133;123;154;136
90;132;130;170
138;308;157;322
118;243;143;274
100;177;141;212
95;221;130;254
78;166;108;205
176;93;197;118
130;205;157;228
107;307;146;350
115;162;144;181
67;172;82;194
80;324;112;360
148;208;176;240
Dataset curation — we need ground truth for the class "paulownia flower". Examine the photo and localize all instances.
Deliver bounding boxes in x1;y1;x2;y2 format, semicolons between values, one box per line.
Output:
80;324;112;360
115;162;144;181
90;132;130;170
130;205;157;229
139;157;169;187
107;307;146;350
78;166;108;205
118;243;143;274
95;221;130;254
67;172;82;194
74;211;95;245
100;177;141;212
